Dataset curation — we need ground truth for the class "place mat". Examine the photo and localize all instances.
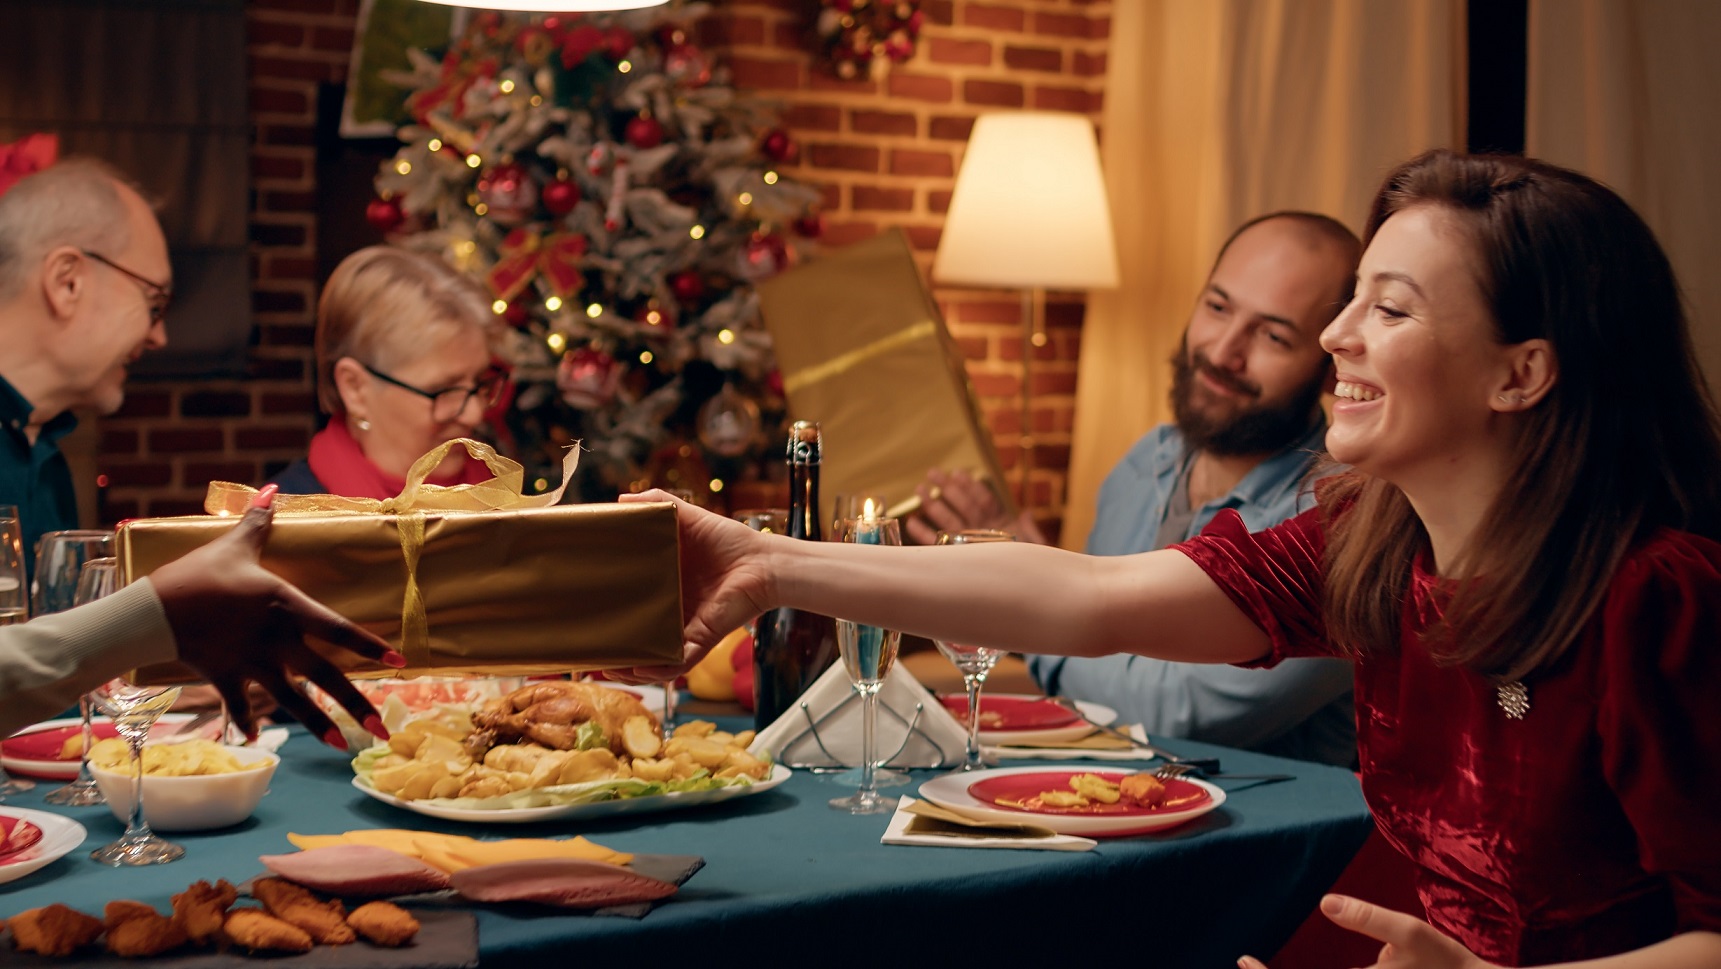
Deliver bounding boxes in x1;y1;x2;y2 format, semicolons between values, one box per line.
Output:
881;797;1095;852
985;724;1160;761
0;905;477;968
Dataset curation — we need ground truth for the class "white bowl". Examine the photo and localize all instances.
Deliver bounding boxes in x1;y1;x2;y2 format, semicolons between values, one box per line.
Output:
90;745;279;832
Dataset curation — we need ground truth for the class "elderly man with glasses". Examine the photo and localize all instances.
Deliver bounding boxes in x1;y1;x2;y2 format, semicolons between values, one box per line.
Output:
0;159;170;574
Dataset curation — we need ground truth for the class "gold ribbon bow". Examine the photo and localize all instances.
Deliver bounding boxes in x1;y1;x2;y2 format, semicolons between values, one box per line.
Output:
204;439;579;668
487;229;588;304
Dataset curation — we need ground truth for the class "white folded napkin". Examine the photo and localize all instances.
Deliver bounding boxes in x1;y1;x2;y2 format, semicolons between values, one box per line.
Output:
750;663;970;769
880;796;1096;851
984;724;1159;762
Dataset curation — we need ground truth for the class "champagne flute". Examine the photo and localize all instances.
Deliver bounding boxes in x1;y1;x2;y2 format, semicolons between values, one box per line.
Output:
0;507;31;798
43;557;118;806
829;516;903;814
89;678;185;866
935;529;1016;772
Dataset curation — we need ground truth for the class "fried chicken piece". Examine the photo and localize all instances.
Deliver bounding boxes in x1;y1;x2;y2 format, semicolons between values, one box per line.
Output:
223;907;314;954
104;900;157;926
171;879;238;945
103;902;188;959
251;876;355;944
347;901;420;947
6;903;103;956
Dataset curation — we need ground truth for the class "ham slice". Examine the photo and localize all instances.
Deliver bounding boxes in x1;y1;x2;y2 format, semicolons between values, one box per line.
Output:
449;859;677;908
259;845;451;896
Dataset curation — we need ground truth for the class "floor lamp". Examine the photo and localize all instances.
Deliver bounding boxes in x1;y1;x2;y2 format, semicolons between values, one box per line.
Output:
932;111;1119;512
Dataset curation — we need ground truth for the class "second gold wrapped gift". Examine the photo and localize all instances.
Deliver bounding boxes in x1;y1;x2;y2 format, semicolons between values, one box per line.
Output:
116;440;684;684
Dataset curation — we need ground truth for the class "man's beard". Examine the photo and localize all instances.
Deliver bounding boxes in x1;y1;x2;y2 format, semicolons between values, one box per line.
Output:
1169;349;1325;456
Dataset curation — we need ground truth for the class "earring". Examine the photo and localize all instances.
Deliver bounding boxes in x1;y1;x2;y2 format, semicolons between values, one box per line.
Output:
356;418;372;432
1496;393;1523;404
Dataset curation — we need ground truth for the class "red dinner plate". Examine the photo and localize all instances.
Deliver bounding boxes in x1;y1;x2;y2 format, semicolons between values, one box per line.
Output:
0;815;42;863
2;722;120;763
968;770;1212;817
938;694;1082;732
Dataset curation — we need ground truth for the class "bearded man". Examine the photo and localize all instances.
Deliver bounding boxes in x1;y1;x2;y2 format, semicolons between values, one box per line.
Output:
909;212;1361;766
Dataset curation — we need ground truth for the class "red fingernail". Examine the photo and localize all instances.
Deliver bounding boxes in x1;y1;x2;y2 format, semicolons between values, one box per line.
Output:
321;727;348;750
362;715;389;740
249;483;279;510
381;650;407;669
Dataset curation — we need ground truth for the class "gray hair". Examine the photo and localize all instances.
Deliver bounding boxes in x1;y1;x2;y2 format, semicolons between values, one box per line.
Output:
0;158;137;302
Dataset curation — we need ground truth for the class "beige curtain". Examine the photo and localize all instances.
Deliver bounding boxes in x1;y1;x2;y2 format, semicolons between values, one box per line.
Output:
1064;0;1465;548
1526;0;1721;394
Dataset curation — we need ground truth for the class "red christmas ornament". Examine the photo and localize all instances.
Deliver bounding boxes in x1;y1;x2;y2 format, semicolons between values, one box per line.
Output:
737;232;791;280
542;176;581;215
664;42;712;87
765;369;786;398
556;347;621;409
365;196;404;234
760;128;795;164
625;115;664;150
502;299;532;328
669;270;706;303
476;161;538;226
792;212;825;239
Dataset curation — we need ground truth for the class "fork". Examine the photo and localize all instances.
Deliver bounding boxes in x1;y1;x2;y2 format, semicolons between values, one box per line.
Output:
1153;762;1295;784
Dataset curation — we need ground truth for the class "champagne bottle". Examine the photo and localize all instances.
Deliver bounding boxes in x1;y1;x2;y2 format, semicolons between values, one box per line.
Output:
752;420;840;730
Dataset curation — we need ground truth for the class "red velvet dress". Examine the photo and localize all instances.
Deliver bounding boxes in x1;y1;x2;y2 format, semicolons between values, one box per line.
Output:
1176;508;1721;966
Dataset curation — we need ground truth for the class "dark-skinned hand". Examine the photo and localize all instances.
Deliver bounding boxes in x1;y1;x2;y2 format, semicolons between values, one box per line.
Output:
147;484;404;749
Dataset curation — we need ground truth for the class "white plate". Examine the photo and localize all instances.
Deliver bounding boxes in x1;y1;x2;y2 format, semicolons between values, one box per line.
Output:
0;807;86;886
953;696;1117;746
2;714;196;781
351;763;790;824
917;765;1224;837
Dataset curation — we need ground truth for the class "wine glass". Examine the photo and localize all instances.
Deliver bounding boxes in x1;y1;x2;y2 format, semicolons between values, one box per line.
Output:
43;557;118;806
33;531;116;803
88;678;185;866
829;516;903;814
0;507;31;798
935;529;1016;772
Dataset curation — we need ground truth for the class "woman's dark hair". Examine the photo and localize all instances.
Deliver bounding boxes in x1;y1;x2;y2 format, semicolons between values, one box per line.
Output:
1322;149;1721;679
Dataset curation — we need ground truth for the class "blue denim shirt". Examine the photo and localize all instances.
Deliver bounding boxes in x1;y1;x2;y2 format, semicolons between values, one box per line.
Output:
1026;419;1357;767
0;375;79;581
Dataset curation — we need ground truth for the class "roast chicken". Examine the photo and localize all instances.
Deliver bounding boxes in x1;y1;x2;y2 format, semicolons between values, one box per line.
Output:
466;681;655;758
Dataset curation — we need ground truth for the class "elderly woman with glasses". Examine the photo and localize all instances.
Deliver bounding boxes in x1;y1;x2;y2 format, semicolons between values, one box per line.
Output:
272;246;506;499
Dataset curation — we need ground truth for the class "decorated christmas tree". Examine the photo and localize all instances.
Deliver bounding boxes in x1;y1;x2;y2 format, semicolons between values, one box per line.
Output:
369;3;821;503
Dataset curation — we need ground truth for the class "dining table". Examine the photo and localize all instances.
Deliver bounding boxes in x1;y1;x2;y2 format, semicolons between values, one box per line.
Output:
0;708;1373;968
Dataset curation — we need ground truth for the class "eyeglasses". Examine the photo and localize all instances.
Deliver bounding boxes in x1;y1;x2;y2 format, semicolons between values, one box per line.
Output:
80;249;171;327
361;362;506;422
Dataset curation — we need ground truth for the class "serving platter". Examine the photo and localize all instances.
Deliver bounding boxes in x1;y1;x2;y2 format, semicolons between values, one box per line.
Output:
352;763;790;824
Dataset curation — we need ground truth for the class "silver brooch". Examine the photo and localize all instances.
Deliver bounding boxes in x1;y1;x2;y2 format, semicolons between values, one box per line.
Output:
1497;681;1530;719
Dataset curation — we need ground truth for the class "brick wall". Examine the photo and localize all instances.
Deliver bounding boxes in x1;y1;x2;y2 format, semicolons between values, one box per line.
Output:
97;0;1112;546
97;0;353;523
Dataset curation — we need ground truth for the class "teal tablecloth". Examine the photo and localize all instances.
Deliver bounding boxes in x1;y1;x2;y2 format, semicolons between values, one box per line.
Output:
0;720;1371;968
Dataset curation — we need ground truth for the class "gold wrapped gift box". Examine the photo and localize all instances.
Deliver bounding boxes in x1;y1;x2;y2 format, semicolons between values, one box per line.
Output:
117;440;684;685
756;228;1013;526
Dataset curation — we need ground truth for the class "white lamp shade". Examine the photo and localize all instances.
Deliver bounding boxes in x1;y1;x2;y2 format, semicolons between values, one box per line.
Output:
933;111;1119;291
414;0;666;10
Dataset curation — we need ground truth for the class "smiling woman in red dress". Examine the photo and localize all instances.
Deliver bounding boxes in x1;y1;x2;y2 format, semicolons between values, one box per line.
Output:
629;149;1721;968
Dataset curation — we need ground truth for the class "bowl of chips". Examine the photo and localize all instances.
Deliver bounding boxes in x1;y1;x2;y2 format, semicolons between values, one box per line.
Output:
87;738;279;831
